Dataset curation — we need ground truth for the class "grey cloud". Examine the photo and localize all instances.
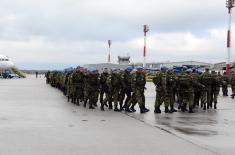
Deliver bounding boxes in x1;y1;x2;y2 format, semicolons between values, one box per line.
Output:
0;0;233;70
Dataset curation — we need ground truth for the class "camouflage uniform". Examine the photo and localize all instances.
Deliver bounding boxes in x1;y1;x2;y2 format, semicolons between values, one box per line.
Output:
83;70;89;107
129;69;149;113
108;71;122;112
45;71;50;84
230;72;235;99
177;72;195;113
201;69;213;110
71;70;84;105
119;70;132;111
221;73;229;96
211;71;221;109
65;72;72;102
191;71;202;108
86;71;100;109
100;71;109;110
153;71;171;113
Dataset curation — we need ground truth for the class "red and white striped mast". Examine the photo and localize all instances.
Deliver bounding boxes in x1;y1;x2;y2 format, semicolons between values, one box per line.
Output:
226;0;235;75
108;40;112;63
143;25;149;67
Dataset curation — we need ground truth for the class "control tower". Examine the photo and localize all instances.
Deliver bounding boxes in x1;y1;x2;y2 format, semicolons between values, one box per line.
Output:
118;56;130;65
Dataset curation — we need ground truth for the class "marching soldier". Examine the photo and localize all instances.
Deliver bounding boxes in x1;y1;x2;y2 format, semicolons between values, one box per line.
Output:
201;68;213;110
86;68;100;109
222;72;229;96
119;66;133;111
130;66;149;114
211;71;221;109
231;72;235;99
100;68;109;109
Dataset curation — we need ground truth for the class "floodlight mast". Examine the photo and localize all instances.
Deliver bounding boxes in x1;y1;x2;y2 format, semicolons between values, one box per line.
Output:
108;40;112;63
226;0;235;75
143;25;149;67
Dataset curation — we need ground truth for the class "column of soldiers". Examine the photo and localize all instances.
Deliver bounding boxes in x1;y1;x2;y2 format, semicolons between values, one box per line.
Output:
45;66;235;114
45;66;150;113
153;67;235;113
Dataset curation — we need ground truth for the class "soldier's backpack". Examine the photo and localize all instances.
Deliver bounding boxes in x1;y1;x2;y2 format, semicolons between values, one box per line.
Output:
201;75;214;86
178;75;191;89
153;74;161;87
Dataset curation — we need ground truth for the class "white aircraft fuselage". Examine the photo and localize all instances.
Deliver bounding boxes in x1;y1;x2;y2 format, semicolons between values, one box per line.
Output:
0;55;15;70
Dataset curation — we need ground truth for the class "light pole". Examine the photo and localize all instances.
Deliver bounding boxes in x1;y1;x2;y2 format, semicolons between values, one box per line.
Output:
226;0;235;74
108;40;112;63
143;25;149;67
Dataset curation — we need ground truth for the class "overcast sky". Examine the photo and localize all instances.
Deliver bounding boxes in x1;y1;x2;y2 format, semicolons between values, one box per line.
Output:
0;0;234;69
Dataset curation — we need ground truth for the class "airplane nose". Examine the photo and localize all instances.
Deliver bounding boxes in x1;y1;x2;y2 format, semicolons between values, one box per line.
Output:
9;61;14;68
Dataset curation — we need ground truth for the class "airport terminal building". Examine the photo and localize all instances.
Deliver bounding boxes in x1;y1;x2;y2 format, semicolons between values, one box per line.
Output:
84;56;235;72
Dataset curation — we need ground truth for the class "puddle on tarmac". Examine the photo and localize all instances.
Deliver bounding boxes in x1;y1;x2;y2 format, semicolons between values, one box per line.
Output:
173;127;218;136
0;117;8;121
68;124;74;127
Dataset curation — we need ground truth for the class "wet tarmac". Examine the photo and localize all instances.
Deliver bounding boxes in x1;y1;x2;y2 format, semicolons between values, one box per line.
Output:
126;83;235;155
0;75;234;155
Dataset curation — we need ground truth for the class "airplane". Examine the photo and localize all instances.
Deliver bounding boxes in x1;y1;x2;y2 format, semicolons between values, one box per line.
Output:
0;55;19;78
0;54;15;69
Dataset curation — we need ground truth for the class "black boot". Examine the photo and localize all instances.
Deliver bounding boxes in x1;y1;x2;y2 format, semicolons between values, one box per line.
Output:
114;106;120;112
104;103;109;107
100;105;104;111
170;106;177;113
231;95;234;99
84;100;87;108
214;103;217;109
143;105;150;112
165;107;172;113
140;106;149;114
89;104;95;109
108;102;113;110
130;105;136;112
71;98;74;103
203;104;206;110
154;107;161;114
181;106;188;112
125;107;133;112
119;104;124;111
76;99;80;106
67;97;70;102
189;108;194;113
123;103;127;109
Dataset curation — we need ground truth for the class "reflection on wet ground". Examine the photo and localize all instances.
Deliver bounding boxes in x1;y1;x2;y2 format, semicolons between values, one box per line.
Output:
125;83;235;155
173;127;218;136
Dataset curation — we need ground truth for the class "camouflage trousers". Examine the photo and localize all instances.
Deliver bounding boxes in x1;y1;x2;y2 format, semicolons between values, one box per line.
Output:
72;86;84;101
87;88;99;106
181;91;194;109
155;89;170;108
127;89;145;108
201;86;212;108
119;89;132;108
222;85;228;96
83;86;89;103
103;91;113;108
231;85;235;97
211;88;220;104
112;88;120;108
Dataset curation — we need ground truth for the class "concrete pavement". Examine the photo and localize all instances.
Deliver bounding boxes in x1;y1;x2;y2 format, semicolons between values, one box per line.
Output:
0;75;231;155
